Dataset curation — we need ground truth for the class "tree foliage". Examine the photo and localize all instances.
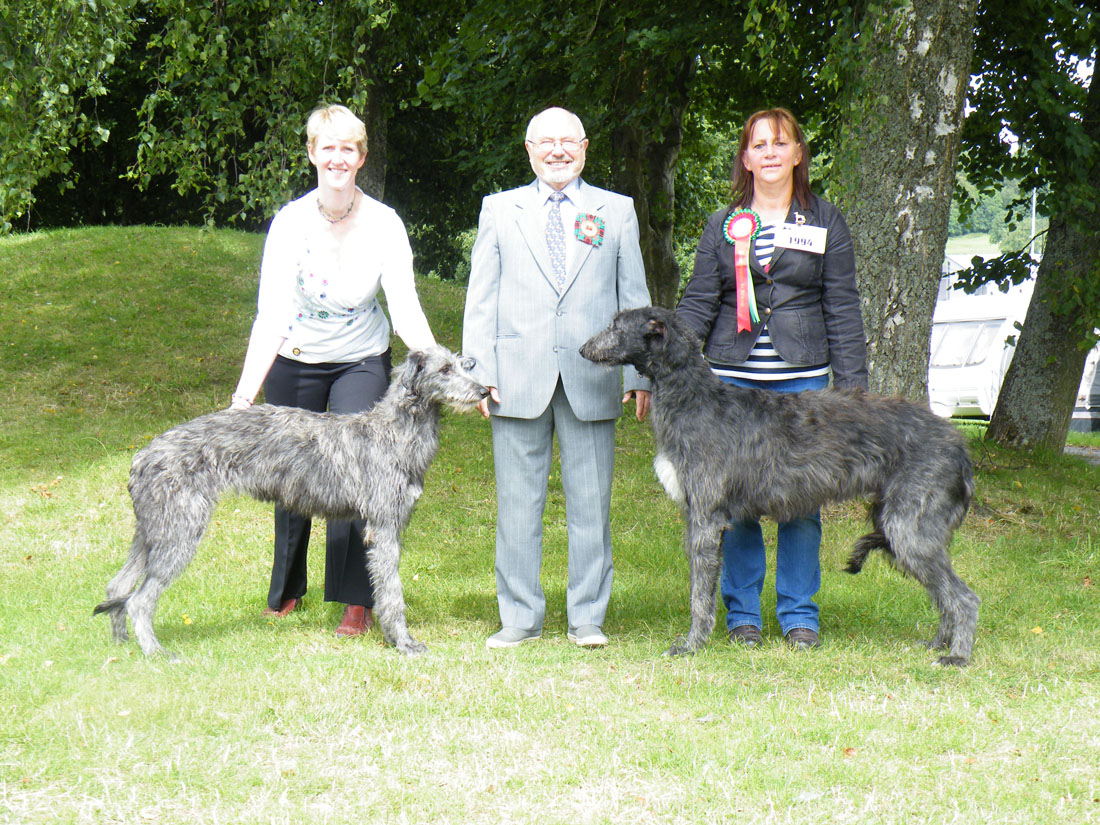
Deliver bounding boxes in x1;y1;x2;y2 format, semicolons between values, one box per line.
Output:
418;0;847;304
7;0;1095;450
956;0;1099;345
0;0;138;231
950;0;1100;449
126;0;416;225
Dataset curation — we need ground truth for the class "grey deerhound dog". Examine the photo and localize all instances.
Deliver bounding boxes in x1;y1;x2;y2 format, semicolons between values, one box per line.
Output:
580;307;979;666
95;347;488;659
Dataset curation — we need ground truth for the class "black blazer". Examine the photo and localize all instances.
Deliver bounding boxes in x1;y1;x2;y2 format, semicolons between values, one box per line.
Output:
676;194;868;390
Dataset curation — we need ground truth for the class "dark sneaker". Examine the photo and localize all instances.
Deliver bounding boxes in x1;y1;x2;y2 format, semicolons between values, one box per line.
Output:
728;625;763;648
784;627;821;650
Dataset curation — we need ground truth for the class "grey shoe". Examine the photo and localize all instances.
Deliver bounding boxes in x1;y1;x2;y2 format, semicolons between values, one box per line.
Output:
784;627;821;650
486;627;541;649
728;625;763;648
567;625;608;647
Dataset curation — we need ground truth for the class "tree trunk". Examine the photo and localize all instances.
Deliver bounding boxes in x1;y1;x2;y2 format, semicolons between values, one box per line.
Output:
988;64;1100;451
833;0;978;399
360;82;388;202
985;217;1093;449
609;58;694;308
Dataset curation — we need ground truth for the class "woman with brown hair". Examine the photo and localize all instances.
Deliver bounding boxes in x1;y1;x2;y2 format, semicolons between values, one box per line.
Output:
676;108;867;651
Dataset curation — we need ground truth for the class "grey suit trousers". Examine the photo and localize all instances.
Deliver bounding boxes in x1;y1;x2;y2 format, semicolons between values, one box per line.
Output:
490;379;616;632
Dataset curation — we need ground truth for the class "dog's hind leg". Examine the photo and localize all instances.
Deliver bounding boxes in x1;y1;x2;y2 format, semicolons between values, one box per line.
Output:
95;528;152;643
665;518;725;656
127;520;209;659
125;570;178;659
924;562;979;667
366;527;426;656
888;528;979;667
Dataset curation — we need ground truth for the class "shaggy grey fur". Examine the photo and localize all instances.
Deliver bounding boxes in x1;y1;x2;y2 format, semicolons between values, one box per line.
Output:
95;347;488;659
580;307;980;665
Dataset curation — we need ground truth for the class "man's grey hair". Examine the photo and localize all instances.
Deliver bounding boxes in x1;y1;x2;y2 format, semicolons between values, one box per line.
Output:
525;107;586;143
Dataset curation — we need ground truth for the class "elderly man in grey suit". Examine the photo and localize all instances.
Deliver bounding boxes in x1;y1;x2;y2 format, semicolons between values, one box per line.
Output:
462;106;652;649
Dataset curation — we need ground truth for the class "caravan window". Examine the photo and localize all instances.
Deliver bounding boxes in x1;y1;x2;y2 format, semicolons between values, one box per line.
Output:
930;321;1005;367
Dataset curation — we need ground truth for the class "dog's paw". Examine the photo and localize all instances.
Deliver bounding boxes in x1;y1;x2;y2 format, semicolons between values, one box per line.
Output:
395;639;428;656
662;641;695;657
932;655;968;667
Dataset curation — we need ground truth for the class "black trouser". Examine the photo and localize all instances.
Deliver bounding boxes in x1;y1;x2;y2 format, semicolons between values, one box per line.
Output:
262;351;391;610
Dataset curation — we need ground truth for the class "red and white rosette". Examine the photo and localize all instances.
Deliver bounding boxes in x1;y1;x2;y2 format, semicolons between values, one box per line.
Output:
722;209;763;333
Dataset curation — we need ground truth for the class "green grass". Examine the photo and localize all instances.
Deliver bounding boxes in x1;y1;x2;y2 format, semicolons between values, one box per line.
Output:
2;227;1099;824
945;232;1002;261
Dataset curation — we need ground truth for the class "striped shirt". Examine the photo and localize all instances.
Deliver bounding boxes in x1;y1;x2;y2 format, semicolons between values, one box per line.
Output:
708;225;831;383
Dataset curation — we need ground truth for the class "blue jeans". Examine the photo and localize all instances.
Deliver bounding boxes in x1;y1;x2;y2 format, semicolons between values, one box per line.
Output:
716;372;830;635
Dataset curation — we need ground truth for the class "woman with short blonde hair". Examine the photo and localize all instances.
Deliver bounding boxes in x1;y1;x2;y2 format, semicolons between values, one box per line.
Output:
231;103;435;637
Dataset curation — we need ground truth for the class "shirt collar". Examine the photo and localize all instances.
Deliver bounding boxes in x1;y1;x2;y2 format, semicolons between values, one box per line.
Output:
535;177;582;208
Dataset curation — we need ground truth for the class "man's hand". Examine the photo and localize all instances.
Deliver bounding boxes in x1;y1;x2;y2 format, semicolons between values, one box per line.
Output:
624;389;651;422
478;386;501;418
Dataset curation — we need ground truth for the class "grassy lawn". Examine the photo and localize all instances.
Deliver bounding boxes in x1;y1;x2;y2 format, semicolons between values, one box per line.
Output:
1;227;1098;824
945;232;1002;261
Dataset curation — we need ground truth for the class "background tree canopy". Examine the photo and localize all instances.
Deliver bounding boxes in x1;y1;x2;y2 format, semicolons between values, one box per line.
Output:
2;0;1097;449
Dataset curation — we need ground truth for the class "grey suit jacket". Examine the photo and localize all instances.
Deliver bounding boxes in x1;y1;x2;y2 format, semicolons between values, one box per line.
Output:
462;179;651;420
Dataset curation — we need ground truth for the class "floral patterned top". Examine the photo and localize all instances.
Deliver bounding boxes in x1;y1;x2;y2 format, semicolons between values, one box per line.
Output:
252;188;435;363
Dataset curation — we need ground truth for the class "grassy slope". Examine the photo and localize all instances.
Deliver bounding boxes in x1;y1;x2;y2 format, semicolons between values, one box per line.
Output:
1;227;1097;825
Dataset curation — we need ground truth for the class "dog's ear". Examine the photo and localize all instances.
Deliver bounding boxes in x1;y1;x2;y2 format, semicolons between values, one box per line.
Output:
401;350;428;391
645;317;669;346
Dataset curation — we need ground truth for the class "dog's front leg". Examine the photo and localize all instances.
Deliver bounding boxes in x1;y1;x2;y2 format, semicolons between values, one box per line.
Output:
665;518;724;656
366;528;427;656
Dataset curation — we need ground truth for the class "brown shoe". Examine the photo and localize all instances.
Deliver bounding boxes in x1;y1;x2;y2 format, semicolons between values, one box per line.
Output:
785;627;821;650
335;604;374;637
728;625;762;648
263;598;300;618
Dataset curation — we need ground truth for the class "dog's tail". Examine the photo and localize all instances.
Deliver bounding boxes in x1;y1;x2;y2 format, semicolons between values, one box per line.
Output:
93;596;127;616
845;530;893;574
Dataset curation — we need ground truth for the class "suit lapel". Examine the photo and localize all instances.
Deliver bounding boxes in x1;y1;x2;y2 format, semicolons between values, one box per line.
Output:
562;180;601;294
515;179;602;296
514;181;560;291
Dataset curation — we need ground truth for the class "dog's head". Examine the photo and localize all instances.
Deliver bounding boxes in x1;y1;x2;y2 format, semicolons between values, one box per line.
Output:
397;347;489;412
580;306;701;379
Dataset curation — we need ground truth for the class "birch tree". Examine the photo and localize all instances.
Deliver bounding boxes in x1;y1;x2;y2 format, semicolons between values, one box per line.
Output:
828;0;979;398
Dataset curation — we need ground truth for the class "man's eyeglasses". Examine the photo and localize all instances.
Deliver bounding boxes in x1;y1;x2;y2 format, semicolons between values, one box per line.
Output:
528;137;585;153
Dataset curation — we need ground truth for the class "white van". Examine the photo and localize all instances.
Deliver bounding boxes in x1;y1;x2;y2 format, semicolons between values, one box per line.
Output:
927;275;1099;431
1073;347;1100;432
927;278;1031;419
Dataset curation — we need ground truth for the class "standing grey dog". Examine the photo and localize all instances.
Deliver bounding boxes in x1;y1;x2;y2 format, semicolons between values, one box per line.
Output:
95;347;488;659
580;307;979;665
